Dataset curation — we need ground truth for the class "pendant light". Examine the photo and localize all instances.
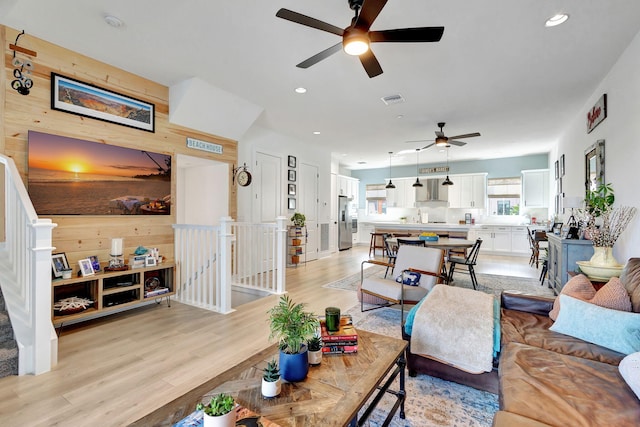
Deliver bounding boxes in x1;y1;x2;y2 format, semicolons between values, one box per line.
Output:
412;148;423;187
385;151;396;189
442;147;454;186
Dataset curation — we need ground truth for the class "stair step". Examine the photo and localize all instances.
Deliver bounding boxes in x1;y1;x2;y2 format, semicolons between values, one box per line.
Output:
0;340;19;378
0;312;14;341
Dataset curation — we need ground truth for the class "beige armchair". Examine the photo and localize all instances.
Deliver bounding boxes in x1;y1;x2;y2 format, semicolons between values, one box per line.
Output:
359;245;445;313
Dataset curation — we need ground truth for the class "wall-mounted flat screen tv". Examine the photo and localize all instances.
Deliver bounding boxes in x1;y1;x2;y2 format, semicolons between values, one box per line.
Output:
28;130;171;215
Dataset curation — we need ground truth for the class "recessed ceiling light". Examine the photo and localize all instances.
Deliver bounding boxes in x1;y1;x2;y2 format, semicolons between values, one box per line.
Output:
396;115;404;119
357;161;367;164
295;87;307;94
104;15;124;28
545;13;569;27
313;131;321;135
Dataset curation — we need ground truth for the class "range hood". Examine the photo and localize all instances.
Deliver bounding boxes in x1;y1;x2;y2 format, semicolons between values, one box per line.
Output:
415;178;448;204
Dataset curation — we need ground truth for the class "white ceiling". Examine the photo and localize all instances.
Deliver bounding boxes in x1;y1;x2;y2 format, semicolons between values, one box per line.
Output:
3;1;640;170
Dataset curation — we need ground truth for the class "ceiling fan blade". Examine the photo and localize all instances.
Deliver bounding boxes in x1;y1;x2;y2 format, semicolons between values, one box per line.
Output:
276;8;344;36
448;132;481;139
355;0;388;31
435;130;445;138
369;27;444;43
296;42;343;68
359;49;383;78
448;140;467;147
421;142;436;150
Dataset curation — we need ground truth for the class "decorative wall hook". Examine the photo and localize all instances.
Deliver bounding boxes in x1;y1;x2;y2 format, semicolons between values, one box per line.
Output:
9;30;37;96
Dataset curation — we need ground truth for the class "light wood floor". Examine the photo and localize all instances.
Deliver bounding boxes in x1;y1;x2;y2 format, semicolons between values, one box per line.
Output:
0;246;537;426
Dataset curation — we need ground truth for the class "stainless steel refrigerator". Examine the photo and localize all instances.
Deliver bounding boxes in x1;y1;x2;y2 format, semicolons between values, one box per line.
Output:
338;196;352;250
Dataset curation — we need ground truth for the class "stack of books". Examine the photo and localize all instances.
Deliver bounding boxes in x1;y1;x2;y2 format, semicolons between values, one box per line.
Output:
319;314;358;354
144;287;169;298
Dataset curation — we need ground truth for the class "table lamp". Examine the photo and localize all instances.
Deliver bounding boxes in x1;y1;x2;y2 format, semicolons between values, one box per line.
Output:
563;196;583;226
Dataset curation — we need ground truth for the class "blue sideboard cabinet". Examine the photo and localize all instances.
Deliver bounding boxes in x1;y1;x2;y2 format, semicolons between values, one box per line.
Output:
547;234;594;294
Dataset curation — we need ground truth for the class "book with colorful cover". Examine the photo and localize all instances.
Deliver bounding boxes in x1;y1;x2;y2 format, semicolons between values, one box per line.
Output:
173;404;281;427
322;344;358;354
319;314;358;342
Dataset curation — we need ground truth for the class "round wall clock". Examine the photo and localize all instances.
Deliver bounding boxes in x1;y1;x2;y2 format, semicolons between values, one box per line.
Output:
236;169;252;187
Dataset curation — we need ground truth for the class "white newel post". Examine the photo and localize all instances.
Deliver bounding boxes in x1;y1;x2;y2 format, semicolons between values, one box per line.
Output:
218;217;235;314
275;216;287;294
30;218;58;374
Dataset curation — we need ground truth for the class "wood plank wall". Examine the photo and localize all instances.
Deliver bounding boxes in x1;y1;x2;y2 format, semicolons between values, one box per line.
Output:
2;25;238;272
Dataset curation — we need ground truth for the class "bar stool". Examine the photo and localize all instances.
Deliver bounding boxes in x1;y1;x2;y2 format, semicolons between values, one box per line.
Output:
369;232;387;257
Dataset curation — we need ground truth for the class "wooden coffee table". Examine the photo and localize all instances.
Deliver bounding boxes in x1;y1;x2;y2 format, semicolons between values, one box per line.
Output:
132;329;407;426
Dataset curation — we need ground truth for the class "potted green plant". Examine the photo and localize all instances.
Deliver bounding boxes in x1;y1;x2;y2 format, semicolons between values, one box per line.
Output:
196;393;235;427
291;212;306;227
268;295;319;382
307;335;323;366
261;359;281;398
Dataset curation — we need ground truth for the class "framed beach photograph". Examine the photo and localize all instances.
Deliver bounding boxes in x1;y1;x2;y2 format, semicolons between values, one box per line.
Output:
78;258;95;277
51;73;155;132
51;253;69;278
288;197;296;210
288;170;296;182
288;183;296;196
288;155;296;168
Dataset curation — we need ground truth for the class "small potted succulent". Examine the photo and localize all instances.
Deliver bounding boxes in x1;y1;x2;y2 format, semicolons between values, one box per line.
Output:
261;358;281;398
307;335;323;366
196;393;235;427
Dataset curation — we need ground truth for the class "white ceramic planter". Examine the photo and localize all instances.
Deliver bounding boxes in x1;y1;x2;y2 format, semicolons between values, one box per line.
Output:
203;409;235;427
261;378;282;398
308;349;322;365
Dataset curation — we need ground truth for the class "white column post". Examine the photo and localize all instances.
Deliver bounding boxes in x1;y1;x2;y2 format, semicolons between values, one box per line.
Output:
218;216;235;314
275;216;288;294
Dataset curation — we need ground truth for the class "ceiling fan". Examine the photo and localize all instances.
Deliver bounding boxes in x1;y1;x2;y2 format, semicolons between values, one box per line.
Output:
275;0;444;78
408;122;481;150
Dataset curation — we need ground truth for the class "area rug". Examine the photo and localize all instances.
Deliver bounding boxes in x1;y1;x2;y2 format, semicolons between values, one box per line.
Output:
328;266;555;426
324;265;555;298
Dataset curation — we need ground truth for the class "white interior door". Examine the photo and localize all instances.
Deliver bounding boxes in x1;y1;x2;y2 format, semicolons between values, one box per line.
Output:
299;163;318;261
255;152;282;223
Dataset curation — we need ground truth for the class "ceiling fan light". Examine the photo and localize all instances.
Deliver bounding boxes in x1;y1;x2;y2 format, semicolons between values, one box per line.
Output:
435;138;448;147
344;39;369;56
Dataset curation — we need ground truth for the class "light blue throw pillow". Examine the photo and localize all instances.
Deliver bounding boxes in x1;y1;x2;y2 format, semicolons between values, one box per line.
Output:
550;294;640;355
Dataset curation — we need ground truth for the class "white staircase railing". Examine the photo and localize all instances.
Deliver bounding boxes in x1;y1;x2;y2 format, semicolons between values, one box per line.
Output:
173;216;287;313
0;154;57;375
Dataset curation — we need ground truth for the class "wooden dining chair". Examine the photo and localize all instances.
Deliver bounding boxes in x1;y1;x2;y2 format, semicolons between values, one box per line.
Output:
397;238;425;247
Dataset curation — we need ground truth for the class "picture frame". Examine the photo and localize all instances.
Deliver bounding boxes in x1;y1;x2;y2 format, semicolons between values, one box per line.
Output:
288;197;296;210
51;73;155;132
78;258;95;277
288;155;297;168
145;255;157;267
288;183;296;196
288;169;296;182
560;154;565;177
51;253;70;278
89;255;101;273
554;160;559;180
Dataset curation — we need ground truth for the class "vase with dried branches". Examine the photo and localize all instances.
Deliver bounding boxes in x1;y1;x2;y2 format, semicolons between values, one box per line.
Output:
578;183;637;267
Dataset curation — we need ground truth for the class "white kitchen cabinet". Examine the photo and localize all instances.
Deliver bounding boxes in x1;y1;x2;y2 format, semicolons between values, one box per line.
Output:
448;174;487;209
337;175;359;202
522;169;549;208
510;226;531;254
472;225;524;255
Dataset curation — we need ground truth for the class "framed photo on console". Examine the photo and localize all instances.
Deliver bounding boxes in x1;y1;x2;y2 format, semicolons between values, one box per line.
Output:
78;258;95;277
51;253;69;278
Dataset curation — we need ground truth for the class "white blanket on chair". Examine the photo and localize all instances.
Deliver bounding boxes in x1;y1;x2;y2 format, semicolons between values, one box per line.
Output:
411;284;494;374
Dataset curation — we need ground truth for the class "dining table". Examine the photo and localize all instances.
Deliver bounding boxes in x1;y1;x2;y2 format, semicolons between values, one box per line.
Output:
386;236;475;283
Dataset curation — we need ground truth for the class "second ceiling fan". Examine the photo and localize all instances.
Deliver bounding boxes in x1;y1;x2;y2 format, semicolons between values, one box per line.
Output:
410;122;481;150
276;0;444;78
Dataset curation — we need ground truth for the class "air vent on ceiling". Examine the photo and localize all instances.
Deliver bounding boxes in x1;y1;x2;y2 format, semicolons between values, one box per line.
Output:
381;94;405;106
